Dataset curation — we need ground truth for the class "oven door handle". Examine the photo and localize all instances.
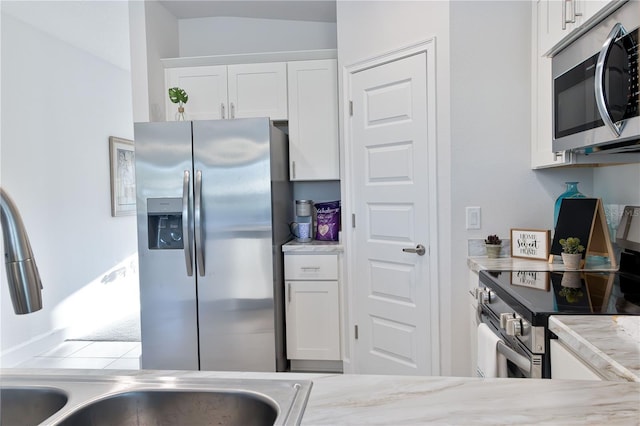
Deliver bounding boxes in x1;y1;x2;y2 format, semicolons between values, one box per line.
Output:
595;22;628;137
497;341;531;374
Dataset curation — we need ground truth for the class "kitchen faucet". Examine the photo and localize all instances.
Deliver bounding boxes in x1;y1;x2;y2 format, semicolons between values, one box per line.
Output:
0;188;43;314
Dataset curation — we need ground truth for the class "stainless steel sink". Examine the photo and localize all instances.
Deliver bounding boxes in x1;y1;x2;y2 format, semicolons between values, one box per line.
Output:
57;390;278;426
0;372;312;426
1;387;68;426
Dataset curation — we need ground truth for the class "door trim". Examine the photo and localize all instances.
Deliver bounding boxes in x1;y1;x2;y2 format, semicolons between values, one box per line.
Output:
341;38;441;375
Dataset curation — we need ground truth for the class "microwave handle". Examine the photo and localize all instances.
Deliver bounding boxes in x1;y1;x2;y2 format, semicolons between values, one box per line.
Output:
595;23;628;137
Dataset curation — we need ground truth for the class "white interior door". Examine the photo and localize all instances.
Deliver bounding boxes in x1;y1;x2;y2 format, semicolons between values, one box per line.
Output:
350;51;434;375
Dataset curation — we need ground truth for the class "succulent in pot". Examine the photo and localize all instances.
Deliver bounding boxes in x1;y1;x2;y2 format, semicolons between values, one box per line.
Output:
559;237;585;269
485;234;502;258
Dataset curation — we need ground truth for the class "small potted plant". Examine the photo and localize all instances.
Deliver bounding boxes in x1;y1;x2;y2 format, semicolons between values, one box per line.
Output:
485;234;502;258
559;237;585;270
168;87;189;121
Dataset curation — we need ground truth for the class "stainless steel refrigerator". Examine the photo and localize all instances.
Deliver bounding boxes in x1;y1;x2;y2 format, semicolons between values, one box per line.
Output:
134;118;291;371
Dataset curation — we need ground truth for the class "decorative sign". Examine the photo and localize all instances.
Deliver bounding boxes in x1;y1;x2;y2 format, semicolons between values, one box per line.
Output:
510;228;550;260
549;198;617;268
511;271;549;291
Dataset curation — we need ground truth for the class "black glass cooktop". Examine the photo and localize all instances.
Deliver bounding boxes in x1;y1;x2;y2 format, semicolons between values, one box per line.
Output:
479;270;640;323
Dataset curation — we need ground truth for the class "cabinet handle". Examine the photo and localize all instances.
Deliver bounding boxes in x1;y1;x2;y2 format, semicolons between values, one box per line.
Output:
292;161;296;179
301;267;321;271
230;102;235;119
563;0;580;29
573;0;582;19
221;103;225;119
288;283;291;303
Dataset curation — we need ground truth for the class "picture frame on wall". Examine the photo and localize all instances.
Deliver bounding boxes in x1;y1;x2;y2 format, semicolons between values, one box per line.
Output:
510;228;550;260
109;136;136;217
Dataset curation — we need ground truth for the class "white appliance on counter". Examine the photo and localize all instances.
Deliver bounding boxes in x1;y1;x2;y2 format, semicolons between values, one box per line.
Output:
134;118;292;371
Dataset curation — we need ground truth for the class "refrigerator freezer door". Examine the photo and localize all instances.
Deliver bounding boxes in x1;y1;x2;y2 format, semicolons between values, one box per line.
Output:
134;121;199;370
192;118;277;371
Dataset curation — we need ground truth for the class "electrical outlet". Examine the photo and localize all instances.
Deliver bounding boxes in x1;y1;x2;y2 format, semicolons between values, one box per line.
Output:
466;207;481;230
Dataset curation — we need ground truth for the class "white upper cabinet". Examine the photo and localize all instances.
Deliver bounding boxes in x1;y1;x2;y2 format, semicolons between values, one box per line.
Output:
165;62;288;121
227;62;288;120
165;65;228;121
531;45;573;168
531;0;626;168
538;0;621;56
287;59;340;181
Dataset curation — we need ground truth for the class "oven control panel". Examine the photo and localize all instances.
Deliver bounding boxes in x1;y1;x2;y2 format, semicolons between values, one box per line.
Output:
478;284;546;355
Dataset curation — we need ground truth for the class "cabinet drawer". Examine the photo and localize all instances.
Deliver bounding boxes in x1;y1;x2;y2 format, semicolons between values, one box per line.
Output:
285;254;337;280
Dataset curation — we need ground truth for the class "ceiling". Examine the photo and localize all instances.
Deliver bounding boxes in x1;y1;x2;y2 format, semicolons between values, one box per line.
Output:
158;0;337;23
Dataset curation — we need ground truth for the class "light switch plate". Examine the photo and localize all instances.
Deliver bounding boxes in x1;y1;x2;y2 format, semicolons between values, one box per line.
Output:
466;207;481;230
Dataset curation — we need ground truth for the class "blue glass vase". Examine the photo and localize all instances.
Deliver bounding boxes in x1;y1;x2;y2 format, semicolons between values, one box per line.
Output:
554;182;586;226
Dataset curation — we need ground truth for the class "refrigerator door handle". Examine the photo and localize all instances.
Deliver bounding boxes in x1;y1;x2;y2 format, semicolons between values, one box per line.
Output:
182;170;193;277
195;169;205;276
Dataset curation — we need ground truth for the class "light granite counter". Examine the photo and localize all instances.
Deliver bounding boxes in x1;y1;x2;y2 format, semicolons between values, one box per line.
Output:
2;368;639;425
549;315;640;382
282;240;343;253
467;256;617;273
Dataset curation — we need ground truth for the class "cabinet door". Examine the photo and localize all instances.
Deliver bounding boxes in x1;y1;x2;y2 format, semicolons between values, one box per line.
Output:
538;0;617;56
532;1;571;168
531;54;571;168
287;59;340;180
286;280;340;360
550;340;603;380
539;0;587;55
227;62;288;120
580;0;613;23
165;66;228;121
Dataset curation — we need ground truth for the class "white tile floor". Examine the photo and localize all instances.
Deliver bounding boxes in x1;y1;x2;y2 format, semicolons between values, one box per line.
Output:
16;341;141;370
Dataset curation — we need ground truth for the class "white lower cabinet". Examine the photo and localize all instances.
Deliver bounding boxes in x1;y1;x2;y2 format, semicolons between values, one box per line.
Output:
286;280;340;360
469;270;480;377
284;254;341;363
550;339;603;380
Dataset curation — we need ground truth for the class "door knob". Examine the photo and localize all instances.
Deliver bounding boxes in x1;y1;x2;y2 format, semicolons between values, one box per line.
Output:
402;244;426;256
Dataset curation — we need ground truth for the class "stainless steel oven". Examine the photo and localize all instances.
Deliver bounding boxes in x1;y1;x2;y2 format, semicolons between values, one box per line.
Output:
474;207;640;379
474;280;545;379
552;0;639;154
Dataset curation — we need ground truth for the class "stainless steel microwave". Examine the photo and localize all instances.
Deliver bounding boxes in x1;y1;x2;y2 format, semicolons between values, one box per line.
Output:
552;1;639;154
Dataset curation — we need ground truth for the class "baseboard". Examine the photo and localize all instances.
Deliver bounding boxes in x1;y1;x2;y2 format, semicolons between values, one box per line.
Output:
290;359;343;373
0;328;67;368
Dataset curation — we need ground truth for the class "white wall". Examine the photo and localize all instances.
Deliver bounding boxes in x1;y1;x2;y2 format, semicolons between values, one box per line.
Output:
0;1;136;363
448;1;595;376
336;0;452;374
178;16;337;57
129;1;150;123
337;0;597;376
594;164;640;205
143;1;179;122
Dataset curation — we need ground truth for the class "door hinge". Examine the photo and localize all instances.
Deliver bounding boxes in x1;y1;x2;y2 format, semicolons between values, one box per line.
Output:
349;100;353;116
354;325;359;340
352;213;356;228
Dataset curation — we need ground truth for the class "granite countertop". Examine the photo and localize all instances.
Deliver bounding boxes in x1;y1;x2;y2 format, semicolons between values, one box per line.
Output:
3;369;639;425
549;315;640;382
467;256;617;273
282;240;343;253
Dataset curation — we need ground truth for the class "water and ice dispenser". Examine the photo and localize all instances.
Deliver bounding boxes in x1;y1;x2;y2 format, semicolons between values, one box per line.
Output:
147;198;184;250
